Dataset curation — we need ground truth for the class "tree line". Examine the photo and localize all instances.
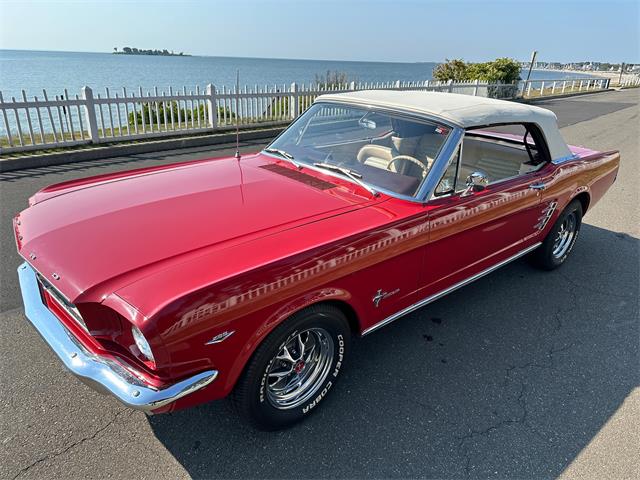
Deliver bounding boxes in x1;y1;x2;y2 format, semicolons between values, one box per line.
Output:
113;47;189;56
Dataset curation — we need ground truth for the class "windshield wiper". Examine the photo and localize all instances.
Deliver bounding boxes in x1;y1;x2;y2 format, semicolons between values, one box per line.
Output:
263;148;301;168
313;162;379;197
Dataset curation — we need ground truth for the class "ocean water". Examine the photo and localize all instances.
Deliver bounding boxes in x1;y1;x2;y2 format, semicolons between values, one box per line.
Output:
0;49;593;100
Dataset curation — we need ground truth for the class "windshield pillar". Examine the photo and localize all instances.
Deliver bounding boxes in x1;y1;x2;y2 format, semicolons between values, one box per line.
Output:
417;127;464;202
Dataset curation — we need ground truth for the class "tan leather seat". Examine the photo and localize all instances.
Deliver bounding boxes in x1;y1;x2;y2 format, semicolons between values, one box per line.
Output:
357;133;439;175
356;144;393;170
458;137;533;184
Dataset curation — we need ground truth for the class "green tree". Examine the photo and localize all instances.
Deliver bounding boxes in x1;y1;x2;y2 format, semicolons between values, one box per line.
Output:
432;57;521;98
432;59;469;82
466;58;521;84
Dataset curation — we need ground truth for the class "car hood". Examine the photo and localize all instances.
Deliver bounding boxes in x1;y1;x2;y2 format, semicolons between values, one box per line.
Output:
15;154;378;304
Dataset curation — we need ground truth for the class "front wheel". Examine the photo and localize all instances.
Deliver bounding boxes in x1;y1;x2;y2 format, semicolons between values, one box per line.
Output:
531;199;583;270
232;304;350;430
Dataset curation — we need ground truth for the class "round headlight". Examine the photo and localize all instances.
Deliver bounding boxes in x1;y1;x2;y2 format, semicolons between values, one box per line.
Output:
132;325;155;363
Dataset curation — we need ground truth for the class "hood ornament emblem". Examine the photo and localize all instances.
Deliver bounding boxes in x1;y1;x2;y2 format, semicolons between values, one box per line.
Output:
205;330;235;345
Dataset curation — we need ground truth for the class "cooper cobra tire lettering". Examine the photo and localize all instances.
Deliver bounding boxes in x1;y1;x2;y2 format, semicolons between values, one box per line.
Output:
302;333;344;414
333;334;344;377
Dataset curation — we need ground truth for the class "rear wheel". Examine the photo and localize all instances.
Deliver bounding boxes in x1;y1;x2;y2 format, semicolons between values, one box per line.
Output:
232;304;350;430
531;199;582;270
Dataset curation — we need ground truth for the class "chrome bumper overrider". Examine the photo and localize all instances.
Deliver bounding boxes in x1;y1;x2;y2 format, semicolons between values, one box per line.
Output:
18;262;217;412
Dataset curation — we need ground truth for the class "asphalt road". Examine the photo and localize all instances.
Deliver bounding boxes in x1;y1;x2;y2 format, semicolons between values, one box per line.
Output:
1;90;638;479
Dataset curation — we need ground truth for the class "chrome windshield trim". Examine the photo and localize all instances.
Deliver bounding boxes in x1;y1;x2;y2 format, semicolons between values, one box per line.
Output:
418;126;464;202
18;263;217;412
362;242;542;336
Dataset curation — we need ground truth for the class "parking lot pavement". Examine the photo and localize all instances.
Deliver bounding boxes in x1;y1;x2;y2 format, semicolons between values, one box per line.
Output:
1;89;638;479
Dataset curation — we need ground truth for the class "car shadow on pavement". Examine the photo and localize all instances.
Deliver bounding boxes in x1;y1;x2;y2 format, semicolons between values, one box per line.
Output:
148;224;638;479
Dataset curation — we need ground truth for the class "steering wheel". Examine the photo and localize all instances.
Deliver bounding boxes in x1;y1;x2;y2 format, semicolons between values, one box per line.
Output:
387;155;430;178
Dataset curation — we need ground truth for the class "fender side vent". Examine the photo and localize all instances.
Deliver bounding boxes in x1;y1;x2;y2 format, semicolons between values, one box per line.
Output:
260;164;336;190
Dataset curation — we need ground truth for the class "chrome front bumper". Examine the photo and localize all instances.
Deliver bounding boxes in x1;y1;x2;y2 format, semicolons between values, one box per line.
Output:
18;262;217;412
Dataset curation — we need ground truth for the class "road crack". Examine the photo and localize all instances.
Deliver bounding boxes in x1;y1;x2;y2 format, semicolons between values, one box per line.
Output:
456;293;579;477
11;408;132;479
557;270;634;300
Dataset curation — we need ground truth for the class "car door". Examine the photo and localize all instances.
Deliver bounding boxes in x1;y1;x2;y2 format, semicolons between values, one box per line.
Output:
419;127;549;295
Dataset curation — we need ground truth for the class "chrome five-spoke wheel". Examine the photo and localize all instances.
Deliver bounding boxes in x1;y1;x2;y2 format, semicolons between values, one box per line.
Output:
552;212;577;259
232;304;350;430
266;328;334;409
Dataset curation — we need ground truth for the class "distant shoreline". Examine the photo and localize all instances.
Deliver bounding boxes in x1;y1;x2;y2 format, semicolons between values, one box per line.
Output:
113;48;190;57
114;52;190;57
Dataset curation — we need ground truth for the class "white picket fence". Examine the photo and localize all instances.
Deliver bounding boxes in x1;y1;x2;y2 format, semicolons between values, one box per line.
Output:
0;77;613;154
520;77;612;97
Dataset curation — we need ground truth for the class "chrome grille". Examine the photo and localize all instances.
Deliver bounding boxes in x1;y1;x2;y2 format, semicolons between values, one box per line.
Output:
37;273;88;331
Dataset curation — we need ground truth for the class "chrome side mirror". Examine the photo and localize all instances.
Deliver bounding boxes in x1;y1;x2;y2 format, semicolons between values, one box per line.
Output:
462;171;489;196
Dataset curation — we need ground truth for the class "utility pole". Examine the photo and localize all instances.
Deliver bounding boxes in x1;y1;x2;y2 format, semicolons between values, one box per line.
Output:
525;50;538;83
618;62;625;86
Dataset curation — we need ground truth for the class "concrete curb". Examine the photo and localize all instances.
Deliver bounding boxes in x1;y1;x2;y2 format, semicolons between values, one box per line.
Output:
0;127;284;173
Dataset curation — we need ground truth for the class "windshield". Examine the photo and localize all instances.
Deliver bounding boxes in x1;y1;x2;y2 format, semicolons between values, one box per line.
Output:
265;102;453;197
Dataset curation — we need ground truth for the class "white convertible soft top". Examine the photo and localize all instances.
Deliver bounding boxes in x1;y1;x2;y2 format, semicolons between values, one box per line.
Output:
317;90;572;161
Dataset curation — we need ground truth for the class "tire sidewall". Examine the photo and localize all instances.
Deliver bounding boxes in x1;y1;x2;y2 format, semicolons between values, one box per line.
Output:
248;308;349;429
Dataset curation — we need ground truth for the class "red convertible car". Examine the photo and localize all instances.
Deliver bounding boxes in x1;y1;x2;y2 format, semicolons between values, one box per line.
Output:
15;91;619;429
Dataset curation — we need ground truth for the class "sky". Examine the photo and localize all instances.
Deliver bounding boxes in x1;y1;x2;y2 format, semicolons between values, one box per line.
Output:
0;0;638;63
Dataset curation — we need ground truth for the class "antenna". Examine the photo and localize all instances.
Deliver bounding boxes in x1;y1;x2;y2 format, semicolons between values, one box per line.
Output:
234;69;241;160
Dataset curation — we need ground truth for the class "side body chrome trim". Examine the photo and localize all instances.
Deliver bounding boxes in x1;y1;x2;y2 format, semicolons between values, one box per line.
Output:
362;242;542;336
18;263;217;412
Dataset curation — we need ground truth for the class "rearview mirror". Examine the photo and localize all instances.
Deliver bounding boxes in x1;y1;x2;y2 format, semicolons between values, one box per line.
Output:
358;118;377;130
462;171;489;196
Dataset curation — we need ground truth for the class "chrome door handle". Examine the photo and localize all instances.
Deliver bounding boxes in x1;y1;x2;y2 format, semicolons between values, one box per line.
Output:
529;182;547;190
